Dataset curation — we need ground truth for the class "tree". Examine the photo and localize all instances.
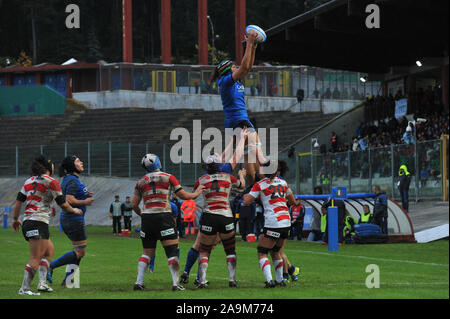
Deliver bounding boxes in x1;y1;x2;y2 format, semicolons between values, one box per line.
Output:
16;51;32;67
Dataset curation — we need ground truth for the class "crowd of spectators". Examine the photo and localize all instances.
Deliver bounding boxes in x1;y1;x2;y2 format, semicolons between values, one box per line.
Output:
328;89;448;154
306;91;448;191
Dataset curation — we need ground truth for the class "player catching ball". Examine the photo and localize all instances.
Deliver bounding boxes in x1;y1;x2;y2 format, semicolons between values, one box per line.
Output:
243;160;300;287
209;28;271;185
12;155;82;295
131;153;204;291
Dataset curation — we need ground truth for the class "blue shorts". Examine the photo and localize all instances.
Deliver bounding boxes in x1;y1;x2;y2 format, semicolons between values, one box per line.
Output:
60;217;87;242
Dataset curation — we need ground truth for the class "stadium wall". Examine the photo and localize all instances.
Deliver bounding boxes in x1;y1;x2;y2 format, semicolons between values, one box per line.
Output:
0;86;66;116
0;176;204;228
72;90;360;114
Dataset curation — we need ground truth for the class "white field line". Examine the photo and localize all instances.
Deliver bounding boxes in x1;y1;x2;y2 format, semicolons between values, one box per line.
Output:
193;274;448;287
281;249;449;267
234;245;448;267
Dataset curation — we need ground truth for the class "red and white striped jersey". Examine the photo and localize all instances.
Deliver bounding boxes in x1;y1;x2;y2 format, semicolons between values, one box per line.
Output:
248;177;293;228
134;171;182;214
194;173;241;218
18;175;64;224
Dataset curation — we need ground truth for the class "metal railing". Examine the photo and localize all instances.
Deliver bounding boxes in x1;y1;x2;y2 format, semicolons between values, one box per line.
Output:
84;63;382;101
0;142;201;186
1;138;447;201
292;139;448;200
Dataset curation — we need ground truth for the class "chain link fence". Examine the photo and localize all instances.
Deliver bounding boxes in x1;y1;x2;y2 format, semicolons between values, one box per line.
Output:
0;142;202;186
293;139;447;200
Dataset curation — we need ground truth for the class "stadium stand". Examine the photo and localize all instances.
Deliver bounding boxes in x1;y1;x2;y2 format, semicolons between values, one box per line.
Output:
0;100;336;150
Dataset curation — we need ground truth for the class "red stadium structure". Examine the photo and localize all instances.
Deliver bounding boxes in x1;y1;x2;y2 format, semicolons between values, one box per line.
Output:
121;0;247;65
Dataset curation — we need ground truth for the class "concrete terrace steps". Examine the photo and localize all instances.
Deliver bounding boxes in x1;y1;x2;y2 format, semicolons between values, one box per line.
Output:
0;108;339;150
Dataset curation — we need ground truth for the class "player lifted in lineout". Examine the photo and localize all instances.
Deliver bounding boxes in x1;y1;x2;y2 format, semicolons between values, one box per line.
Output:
209;29;273;186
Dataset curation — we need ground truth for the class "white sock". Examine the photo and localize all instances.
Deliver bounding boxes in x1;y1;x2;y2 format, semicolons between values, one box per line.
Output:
226;255;237;282
136;255;150;285
273;259;284;283
259;258;272;282
38;259;49;284
168;257;180;286
198;257;209;284
21;264;35;290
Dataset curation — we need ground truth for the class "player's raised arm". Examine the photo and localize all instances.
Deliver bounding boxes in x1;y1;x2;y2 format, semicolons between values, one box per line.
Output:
232;31;257;81
237;168;246;190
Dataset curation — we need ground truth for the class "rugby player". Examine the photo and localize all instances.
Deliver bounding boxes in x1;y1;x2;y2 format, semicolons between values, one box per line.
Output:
243;161;300;287
131;153;205;291
46;155;94;286
12;155;82;295
180;128;248;285
193;154;246;288
209;30;270;185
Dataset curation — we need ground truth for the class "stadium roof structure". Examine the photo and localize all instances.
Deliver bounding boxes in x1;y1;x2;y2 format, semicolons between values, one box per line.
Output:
258;0;449;74
0;61;99;73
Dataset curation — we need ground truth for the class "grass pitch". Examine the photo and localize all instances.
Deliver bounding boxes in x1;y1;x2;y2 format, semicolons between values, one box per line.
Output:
0;226;448;299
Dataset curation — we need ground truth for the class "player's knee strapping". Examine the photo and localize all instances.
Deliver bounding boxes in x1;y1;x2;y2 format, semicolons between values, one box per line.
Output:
257;246;270;254
222;237;236;255
73;243;87;251
163;244;179;259
199;242;214;254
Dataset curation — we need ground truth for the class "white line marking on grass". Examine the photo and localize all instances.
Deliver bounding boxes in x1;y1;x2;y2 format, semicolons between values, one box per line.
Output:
188;274;448;288
283;249;449;267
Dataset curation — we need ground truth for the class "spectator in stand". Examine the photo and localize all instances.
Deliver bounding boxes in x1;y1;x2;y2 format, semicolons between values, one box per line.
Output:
420;163;430;188
314;186;323;195
397;165;411;213
313;88;320;99
352;137;359;151
323;87;332;99
332;87;340;99
342;88;349;100
358;135;369;151
401;123;415;145
256;82;262;96
330;132;338;153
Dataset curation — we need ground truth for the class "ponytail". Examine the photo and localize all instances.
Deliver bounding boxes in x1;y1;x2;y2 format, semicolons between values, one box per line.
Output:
30;161;47;176
209;68;219;86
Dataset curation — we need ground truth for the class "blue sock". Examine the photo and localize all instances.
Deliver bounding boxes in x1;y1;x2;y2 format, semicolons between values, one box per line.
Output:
283;273;289;280
184;248;199;274
50;251;78;269
149;255;155;272
288;265;296;275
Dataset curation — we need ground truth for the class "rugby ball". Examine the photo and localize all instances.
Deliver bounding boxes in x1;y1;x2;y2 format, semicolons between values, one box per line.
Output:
245;25;267;43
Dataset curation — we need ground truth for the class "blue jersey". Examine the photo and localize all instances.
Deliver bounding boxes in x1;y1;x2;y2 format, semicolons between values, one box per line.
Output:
171;202;178;218
218;73;251;128
60;174;89;221
220;163;233;174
